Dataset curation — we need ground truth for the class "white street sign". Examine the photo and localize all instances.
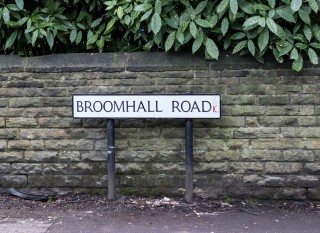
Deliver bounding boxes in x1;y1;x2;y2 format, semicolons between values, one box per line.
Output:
73;94;221;119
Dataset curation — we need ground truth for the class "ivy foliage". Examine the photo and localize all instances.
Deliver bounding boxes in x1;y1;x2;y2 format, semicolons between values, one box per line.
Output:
1;0;320;71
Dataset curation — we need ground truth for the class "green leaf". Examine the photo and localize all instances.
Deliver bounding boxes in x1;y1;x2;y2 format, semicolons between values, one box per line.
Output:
231;32;246;40
134;4;151;12
233;40;247;54
189;21;197;38
313;25;320;41
151;13;162;35
192;33;204;54
140;9;153;22
205;38;219;59
70;29;77;43
3;7;10;23
258;28;269;51
292;54;303;71
277;43;293;56
195;1;207;14
176;29;184;44
195;19;212;28
268;0;276;8
117;6;124;19
290;48;299;60
303;25;313;42
155;0;162;14
291;0;302;12
266;17;278;35
46;31;54;49
276;6;296;23
87;34;98;45
230;0;238;15
243;16;261;28
310;42;320;49
165;31;176;51
221;17;229;36
217;0;229;14
308;0;319;13
144;40;154;51
75;31;82;45
5;31;18;50
91;17;103;28
298;9;310;25
31;30;38;46
96;37;105;50
180;0;191;7
248;40;255;55
15;0;24;10
308;48;319;64
105;18;116;33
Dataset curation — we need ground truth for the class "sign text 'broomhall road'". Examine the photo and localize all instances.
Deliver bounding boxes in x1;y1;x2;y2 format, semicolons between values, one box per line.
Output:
72;94;221;119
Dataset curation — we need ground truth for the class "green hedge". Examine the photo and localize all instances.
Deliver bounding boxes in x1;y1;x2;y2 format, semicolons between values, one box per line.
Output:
1;0;320;71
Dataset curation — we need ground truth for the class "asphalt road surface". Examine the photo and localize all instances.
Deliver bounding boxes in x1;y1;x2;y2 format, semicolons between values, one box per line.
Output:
0;193;319;233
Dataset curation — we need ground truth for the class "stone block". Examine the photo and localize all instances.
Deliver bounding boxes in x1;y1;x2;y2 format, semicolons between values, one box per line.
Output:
0;118;4;127
20;129;66;139
282;150;314;162
0;163;11;174
235;127;279;138
232;106;266;116
25;151;59;162
116;163;147;174
274;188;306;200
194;162;229;174
281;127;320;138
6;118;37;127
58;151;81;162
307;187;320;200
0;129;19;139
0;152;24;162
246;175;285;187
306;139;320;149
259;116;298;127
251;139;305;149
246;117;259;127
202;151;240;162
194;117;245;128
0;98;8;107
291;94;320;104
0;175;27;188
194;128;234;139
81;151;107;162
229;162;264;173
305;163;320;174
11;163;42;174
265;162;303;174
45;140;94;150
285;175;319;187
241;149;281;161
67;162;106;175
150;162;185;174
223;95;255;105
258;96;290;105
298;116;317;126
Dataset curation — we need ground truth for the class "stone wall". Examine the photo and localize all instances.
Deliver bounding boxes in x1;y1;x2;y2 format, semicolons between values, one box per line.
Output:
0;52;319;200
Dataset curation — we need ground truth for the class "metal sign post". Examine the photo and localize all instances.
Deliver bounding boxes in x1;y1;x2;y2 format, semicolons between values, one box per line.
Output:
107;119;116;201
73;94;221;202
185;119;193;203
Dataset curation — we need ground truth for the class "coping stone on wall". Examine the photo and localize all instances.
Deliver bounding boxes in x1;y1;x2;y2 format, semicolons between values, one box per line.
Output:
0;51;318;73
126;52;209;72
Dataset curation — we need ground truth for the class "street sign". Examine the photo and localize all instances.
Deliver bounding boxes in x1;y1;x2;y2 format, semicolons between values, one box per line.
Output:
72;94;221;119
